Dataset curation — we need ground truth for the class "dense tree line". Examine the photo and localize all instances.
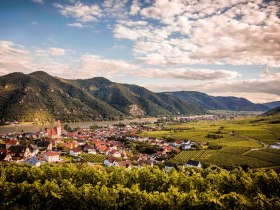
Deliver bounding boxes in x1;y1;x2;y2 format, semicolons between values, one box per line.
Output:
0;163;279;209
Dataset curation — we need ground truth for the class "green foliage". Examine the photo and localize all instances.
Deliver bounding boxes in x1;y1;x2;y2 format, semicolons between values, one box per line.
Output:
128;141;161;154
0;163;280;209
206;133;224;139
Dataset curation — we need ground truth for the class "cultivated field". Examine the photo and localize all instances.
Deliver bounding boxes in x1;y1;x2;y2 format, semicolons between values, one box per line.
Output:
81;154;107;163
141;114;280;169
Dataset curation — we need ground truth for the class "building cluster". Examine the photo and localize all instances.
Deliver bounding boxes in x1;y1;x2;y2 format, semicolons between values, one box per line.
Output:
0;120;200;169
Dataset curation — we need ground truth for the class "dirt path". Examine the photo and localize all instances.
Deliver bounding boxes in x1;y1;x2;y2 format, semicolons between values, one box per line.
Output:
235;133;269;155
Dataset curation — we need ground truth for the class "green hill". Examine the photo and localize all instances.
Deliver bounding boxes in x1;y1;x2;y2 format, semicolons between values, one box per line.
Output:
69;77;205;116
263;106;280;116
0;72;205;122
164;91;269;111
0;72;122;122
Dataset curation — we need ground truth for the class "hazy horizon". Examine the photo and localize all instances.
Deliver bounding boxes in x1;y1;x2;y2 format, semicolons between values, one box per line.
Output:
0;0;279;103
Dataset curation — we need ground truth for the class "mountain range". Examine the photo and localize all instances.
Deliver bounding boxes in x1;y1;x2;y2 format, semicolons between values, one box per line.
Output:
164;91;269;112
0;71;275;122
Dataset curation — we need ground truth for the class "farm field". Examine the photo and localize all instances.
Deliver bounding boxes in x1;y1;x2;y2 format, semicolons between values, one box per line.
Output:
142;114;280;169
173;148;279;169
81;154;107;163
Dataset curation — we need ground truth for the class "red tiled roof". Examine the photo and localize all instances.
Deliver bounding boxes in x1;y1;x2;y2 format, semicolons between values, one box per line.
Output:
72;148;80;153
45;151;59;156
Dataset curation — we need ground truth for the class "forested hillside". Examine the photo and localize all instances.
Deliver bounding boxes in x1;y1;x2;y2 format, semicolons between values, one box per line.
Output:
165;91;269;111
1;164;279;209
0;72;205;123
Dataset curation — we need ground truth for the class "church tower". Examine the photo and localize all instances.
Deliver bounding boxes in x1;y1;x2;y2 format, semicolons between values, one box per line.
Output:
57;120;61;137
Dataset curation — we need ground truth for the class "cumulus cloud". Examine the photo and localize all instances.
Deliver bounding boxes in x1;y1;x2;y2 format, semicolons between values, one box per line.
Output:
134;68;240;80
129;0;141;15
53;2;103;23
111;0;280;67
76;54;139;79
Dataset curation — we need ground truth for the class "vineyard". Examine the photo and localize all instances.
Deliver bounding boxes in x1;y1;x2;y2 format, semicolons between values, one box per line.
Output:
81;154;107;163
245;150;280;165
173;148;278;168
173;150;217;164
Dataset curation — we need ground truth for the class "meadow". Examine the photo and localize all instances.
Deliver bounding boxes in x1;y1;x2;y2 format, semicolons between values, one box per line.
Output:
140;114;280;169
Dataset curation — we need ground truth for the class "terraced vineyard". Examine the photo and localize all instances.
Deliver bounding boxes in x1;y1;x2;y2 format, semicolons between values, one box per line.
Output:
81;154;107;163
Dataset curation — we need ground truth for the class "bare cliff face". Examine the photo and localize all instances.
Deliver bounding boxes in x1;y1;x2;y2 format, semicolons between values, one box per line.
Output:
129;104;145;116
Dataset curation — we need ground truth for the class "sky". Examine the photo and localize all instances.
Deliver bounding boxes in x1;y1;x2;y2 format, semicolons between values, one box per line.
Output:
0;0;279;103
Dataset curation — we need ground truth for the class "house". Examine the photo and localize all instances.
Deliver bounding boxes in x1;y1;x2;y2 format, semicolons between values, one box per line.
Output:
9;145;32;160
69;148;81;156
164;163;178;173
5;139;19;149
104;156;117;166
186;160;202;168
97;145;109;154
107;140;123;147
108;149;122;158
165;163;176;173
84;145;96;154
29;144;39;156
37;140;52;151
44;151;60;162
25;156;41;167
114;160;132;168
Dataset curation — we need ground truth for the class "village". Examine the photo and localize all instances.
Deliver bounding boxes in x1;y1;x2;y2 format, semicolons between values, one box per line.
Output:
0;120;202;170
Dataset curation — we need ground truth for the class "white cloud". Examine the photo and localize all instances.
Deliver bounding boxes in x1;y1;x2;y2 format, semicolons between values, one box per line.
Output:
67;22;84;28
35;47;67;57
0;41;72;77
144;73;280;97
76;54;139;79
134;68;240;80
32;0;44;4
110;0;280;67
49;47;66;56
210;92;280;103
0;41;35;75
130;0;141;15
53;2;103;23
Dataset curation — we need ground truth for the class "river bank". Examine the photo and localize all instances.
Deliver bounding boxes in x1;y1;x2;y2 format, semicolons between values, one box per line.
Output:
0;118;157;133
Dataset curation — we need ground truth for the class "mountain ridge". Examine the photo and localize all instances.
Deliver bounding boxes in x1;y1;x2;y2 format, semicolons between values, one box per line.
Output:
0;72;205;122
163;91;270;112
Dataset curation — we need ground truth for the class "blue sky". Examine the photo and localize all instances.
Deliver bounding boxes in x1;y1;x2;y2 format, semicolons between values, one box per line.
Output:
0;0;279;103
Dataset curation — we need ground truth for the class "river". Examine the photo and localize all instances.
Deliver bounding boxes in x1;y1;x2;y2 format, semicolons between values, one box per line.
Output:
0;118;157;133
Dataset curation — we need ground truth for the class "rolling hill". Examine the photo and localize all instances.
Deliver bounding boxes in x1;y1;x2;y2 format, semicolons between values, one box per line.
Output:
261;101;280;109
68;77;205;116
0;72;205;122
164;91;270;112
263;106;280;116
